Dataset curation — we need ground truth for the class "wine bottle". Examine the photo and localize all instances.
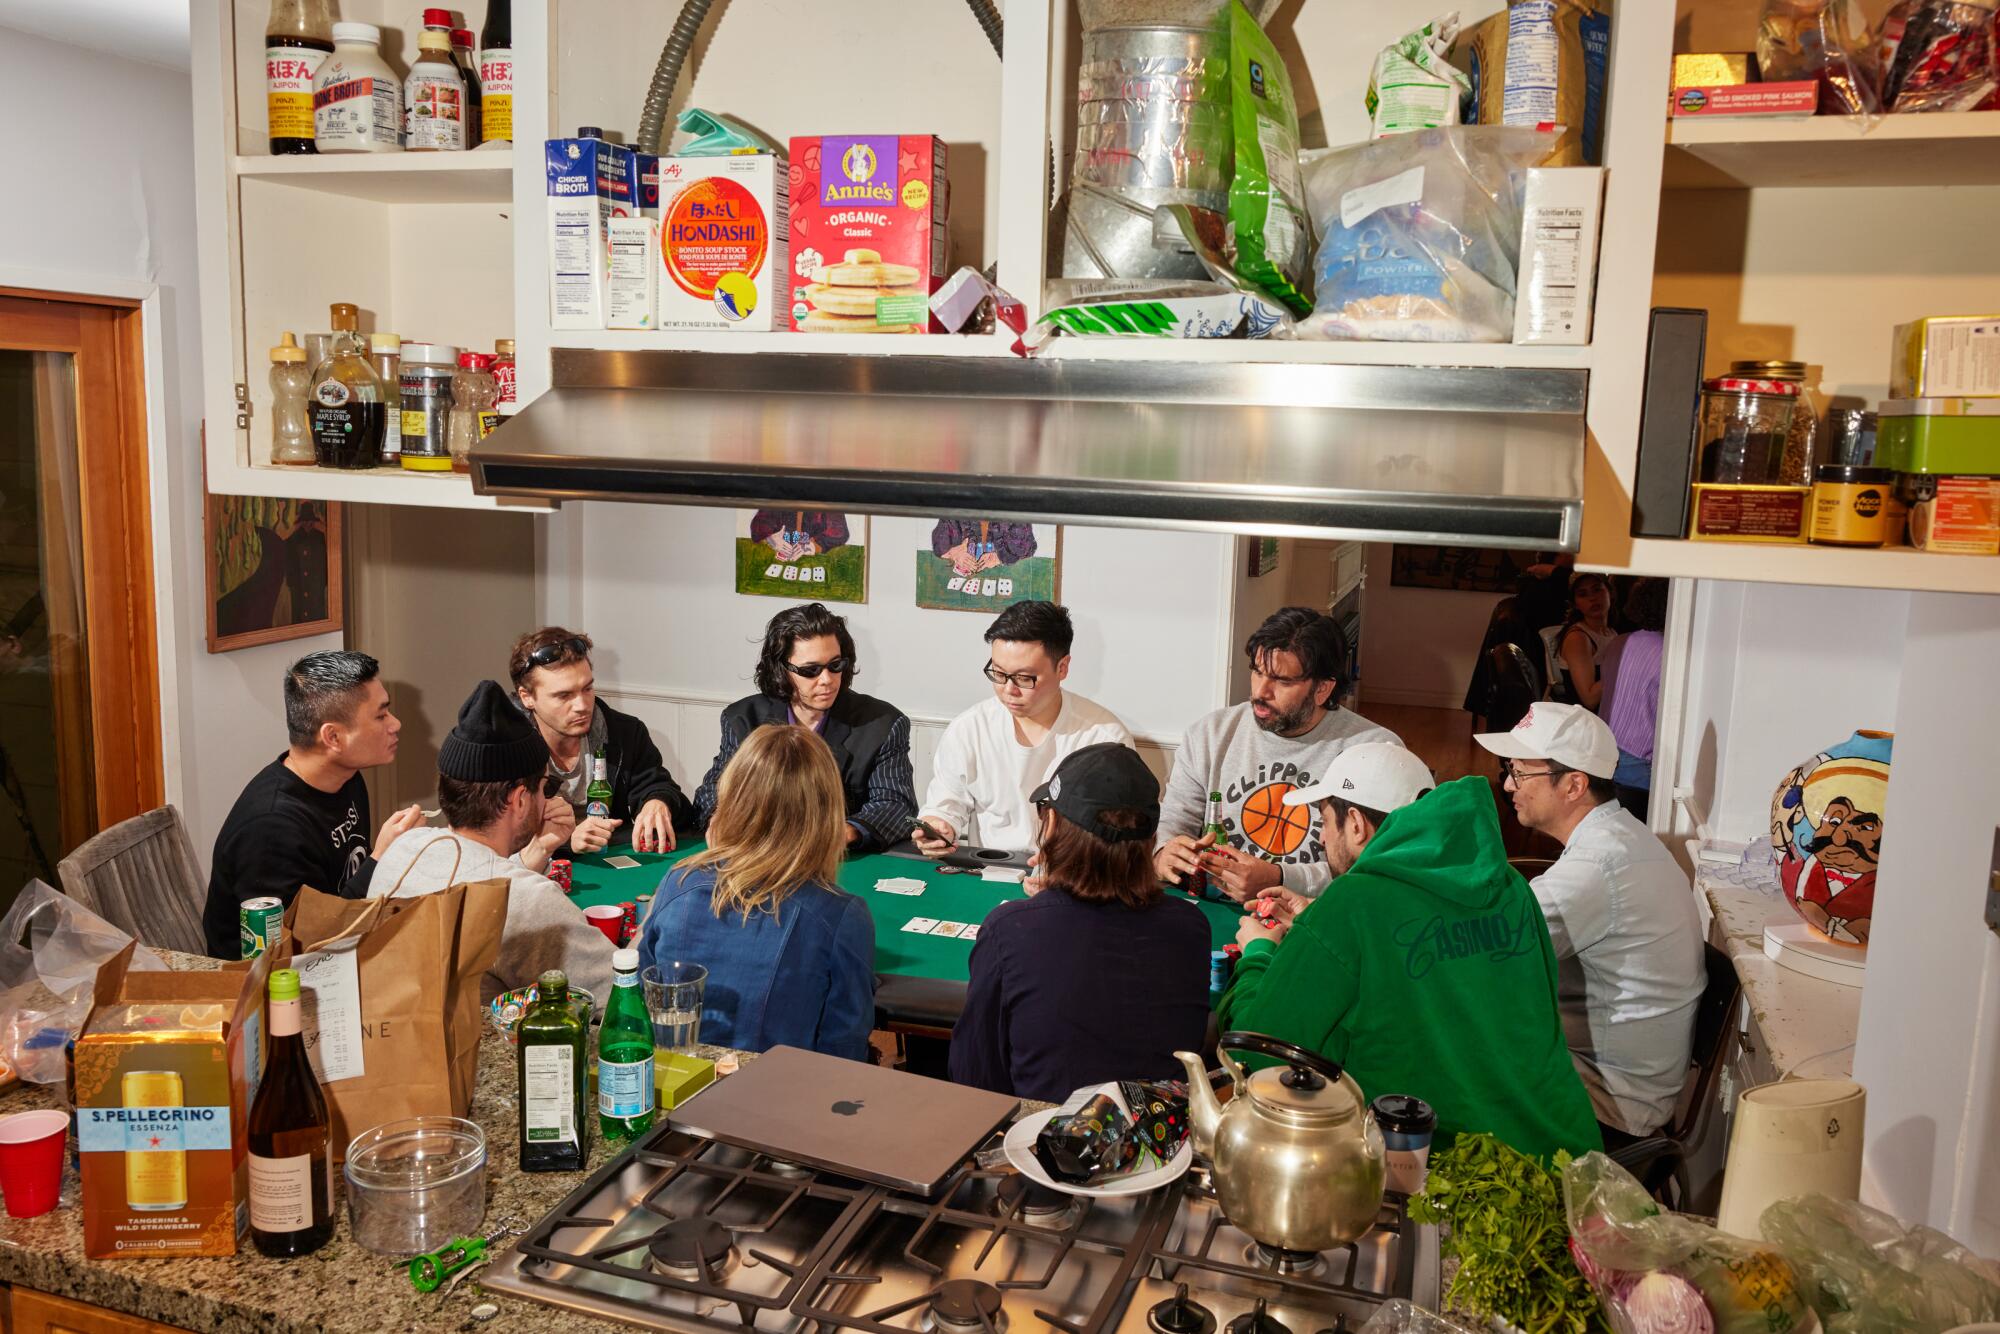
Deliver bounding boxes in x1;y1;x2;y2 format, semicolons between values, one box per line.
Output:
598;948;655;1143
248;968;334;1257
519;969;589;1171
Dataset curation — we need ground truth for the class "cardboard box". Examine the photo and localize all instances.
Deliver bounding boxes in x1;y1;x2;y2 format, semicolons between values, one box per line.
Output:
606;215;659;330
1513;167;1604;346
1905;474;2000;554
545;131;639;330
656;154;788;331
1891;316;2000;399
786;135;948;333
1671;81;1818;118
76;951;269;1258
1689;483;1810;543
1672;53;1756;87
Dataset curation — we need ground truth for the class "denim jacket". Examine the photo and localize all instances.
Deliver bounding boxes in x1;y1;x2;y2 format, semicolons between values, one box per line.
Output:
637;863;876;1061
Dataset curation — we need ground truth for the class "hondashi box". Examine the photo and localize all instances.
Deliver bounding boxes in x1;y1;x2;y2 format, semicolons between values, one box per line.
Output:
77;949;270;1258
655;153;788;331
786;135;949;333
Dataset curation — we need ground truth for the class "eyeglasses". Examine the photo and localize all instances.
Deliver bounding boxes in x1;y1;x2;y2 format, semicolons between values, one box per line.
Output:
785;656;849;680
1501;760;1562;786
983;661;1042;690
526;636;591;668
522;774;563;799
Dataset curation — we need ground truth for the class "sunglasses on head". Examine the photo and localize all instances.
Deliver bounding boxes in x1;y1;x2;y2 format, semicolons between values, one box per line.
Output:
526;636;591;668
785;656;850;680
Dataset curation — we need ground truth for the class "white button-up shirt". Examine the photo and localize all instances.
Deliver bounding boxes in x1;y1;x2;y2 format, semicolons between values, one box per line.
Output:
1530;801;1704;1134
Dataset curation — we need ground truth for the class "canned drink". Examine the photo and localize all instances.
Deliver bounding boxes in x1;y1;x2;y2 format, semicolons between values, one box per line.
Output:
1208;949;1231;994
122;1070;189;1211
239;897;285;960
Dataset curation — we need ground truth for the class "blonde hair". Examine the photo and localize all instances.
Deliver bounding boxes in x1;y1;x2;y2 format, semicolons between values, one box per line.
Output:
683;724;847;919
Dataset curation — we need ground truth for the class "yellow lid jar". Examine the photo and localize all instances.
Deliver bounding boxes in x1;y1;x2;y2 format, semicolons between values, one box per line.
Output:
1809;465;1894;547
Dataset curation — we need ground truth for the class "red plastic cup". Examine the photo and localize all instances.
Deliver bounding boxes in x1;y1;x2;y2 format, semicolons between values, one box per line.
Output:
584;903;624;945
0;1109;69;1219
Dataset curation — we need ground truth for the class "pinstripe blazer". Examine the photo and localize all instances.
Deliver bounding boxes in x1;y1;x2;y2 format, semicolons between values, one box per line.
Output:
693;690;917;851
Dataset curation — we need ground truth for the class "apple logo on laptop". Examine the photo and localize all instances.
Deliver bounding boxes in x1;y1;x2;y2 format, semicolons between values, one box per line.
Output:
830;1098;865;1116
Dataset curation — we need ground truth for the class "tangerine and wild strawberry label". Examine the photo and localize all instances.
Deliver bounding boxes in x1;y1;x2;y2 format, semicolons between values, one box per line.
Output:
786;135;949;333
655;155;787;331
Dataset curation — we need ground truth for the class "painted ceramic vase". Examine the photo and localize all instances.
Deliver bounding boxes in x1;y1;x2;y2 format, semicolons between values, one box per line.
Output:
1769;730;1892;948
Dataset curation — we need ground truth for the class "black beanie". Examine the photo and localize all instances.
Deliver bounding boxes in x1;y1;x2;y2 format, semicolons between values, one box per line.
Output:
438;680;549;783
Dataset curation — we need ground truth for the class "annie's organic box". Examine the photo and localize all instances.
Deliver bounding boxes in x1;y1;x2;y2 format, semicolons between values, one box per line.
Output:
77;950;269;1258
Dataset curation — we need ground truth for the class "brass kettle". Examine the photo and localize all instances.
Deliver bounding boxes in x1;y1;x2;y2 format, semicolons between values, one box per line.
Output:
1175;1033;1385;1255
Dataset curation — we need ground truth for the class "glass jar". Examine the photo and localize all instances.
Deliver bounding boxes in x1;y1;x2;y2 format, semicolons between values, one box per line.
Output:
368;332;401;464
1699;377;1799;485
1730;359;1821;484
399;342;458;471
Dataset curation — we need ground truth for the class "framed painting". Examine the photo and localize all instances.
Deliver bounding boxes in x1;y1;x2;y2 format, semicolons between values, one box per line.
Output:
734;508;869;602
205;495;344;652
916;518;1061;612
1388;544;1536;594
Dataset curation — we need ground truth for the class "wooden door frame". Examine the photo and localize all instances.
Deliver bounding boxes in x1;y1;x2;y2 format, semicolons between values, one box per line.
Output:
0;291;165;841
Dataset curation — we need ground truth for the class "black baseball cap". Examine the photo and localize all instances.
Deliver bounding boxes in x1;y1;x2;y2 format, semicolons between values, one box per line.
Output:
1030;743;1160;844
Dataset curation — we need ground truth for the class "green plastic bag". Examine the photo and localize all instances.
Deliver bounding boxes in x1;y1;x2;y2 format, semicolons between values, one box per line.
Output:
1227;0;1312;316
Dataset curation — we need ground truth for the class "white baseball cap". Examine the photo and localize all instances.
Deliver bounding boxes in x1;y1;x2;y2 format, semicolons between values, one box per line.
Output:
1474;702;1619;780
1283;742;1435;813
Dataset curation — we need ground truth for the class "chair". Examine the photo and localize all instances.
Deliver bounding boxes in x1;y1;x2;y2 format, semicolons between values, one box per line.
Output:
1538;624;1569;701
1606;943;1743;1208
1484;643;1542;733
56;805;208;957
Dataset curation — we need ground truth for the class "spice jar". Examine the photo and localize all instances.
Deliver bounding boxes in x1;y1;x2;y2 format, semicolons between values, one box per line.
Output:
1699;377;1798;484
399;342;457;472
1730;360;1821;484
1809;465;1893;547
448;352;499;473
491;338;516;407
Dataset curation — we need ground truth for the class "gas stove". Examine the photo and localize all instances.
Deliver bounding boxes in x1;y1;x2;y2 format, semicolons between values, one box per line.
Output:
483;1124;1439;1333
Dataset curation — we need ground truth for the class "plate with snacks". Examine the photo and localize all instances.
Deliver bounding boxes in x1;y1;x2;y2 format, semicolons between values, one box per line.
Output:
1003;1081;1193;1197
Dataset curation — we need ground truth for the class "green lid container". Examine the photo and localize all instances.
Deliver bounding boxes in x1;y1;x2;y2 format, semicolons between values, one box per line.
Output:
1875;397;2000;476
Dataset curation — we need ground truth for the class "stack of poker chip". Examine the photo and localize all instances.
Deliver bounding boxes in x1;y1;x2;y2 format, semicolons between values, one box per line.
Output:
620;900;639;943
548;858;573;892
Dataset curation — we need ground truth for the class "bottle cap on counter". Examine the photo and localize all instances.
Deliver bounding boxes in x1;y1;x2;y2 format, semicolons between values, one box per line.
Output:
269;969;302;1003
270;332;305;364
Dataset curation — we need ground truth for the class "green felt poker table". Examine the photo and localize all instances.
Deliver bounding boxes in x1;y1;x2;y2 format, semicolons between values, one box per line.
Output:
566;842;1246;1033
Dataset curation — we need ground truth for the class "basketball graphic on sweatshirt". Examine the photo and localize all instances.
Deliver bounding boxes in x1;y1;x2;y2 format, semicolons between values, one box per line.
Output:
1240;782;1311;856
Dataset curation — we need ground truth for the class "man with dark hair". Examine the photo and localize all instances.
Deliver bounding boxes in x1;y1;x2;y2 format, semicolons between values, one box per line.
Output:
201;650;424;958
1154;606;1401;902
1475;702;1703;1140
508;627;695;856
914;601;1132;856
1221;745;1603;1159
692;603;916;851
371;681;614;1002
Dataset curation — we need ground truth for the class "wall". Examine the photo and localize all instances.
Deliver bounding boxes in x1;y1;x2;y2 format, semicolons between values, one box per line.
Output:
1669;580;1907;846
1356;545;1496;711
544;504;1234;794
0;28;330;860
1852;594;2000;1253
1225;538;1297;704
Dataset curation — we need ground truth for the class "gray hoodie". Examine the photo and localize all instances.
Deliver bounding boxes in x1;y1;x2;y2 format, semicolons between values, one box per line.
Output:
1157;703;1401;896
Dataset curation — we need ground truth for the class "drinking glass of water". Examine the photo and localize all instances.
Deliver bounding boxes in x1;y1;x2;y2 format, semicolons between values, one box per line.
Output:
642;961;707;1054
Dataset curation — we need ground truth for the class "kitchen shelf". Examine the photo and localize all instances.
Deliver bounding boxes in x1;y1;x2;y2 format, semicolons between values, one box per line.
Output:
234;152;513;204
548;330;1016;357
1582;536;2000;594
208;460;554;513
1664;110;2000;189
1039;338;1594;369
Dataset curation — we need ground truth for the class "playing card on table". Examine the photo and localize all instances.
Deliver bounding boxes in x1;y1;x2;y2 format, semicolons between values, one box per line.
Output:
873;877;926;896
929;921;967;937
961;923;980;941
901;917;940;934
603;855;642;870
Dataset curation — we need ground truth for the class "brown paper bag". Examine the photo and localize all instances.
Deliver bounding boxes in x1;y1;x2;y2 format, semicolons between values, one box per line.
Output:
277;876;507;1156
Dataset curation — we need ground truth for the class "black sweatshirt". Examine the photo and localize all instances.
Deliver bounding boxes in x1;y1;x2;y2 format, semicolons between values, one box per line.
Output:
590;700;697;833
202;756;374;958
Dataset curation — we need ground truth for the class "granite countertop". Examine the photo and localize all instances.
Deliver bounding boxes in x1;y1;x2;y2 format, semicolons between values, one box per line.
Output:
0;950;752;1334
1696;865;1860;1080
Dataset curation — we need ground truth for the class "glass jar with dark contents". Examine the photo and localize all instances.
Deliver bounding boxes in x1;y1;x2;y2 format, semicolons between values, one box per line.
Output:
1699;376;1798;484
1729;359;1820;484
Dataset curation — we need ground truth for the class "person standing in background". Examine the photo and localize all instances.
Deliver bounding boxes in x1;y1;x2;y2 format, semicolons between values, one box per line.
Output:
1597;579;1669;821
1546;572;1616;710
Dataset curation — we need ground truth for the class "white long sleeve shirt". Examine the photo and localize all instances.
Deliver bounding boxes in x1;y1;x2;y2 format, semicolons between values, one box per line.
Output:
918;692;1133;852
1530;801;1705;1135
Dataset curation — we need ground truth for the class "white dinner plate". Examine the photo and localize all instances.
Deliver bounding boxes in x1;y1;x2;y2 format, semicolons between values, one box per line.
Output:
1002;1105;1193;1197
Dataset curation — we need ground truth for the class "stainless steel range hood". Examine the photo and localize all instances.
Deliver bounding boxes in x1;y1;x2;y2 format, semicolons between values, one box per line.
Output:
472;349;1587;549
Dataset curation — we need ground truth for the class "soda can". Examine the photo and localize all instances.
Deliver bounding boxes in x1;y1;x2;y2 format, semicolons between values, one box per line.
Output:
548;857;573;892
1208;949;1231;994
239;897;285;960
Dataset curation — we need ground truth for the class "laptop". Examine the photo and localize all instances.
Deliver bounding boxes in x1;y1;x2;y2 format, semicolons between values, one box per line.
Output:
671;1046;1020;1196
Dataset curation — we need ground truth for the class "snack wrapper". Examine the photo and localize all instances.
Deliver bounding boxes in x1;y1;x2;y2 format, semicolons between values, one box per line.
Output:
1035;1092;1145;1184
1119;1079;1192;1159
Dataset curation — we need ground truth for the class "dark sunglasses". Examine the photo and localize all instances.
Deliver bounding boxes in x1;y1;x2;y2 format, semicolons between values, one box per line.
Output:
526;636;591;668
534;774;563;799
785;656;850;680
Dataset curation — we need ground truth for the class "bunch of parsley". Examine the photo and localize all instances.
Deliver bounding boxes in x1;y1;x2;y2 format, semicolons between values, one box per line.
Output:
1408;1133;1609;1334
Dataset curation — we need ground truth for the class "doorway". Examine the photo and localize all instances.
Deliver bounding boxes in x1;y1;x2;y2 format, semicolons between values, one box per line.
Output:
0;293;163;906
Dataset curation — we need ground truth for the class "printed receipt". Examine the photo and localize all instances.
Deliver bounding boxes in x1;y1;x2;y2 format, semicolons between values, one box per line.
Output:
292;947;366;1083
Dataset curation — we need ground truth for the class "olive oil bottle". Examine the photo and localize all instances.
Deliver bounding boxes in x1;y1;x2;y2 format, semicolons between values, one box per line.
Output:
518;969;589;1171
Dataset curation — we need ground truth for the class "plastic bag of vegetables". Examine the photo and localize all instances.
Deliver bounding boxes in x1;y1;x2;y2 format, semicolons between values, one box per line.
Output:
1760;1193;2000;1333
1563;1152;1821;1334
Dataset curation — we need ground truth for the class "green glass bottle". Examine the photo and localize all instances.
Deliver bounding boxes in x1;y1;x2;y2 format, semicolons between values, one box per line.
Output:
518;968;589;1171
585;751;613;821
597;948;655;1143
1203;790;1230;851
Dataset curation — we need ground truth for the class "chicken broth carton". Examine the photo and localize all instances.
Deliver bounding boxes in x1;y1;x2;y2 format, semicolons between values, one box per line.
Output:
786;135;948;333
76;950;269;1258
546;130;640;329
654;153;789;331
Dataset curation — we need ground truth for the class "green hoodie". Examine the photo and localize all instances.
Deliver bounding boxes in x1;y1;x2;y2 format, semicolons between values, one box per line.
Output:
1218;775;1602;1161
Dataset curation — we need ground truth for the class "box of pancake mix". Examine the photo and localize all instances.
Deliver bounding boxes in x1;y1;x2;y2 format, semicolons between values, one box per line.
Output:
786;135;949;334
